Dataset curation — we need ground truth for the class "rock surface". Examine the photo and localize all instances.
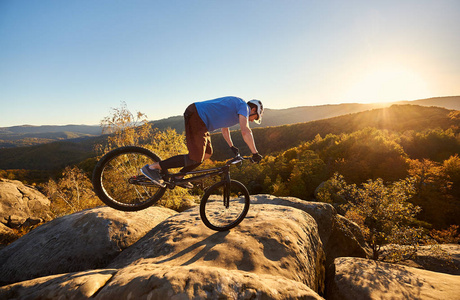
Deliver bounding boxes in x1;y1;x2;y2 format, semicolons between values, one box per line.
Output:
398;244;460;275
0;179;52;228
251;195;371;266
0;266;323;300
326;257;460;300
97;265;323;300
1;194;457;299
0;206;176;286
0;269;117;300
0;222;14;236
109;204;326;293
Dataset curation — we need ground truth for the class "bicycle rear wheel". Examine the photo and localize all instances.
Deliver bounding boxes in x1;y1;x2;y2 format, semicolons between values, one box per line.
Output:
92;146;167;211
200;180;250;231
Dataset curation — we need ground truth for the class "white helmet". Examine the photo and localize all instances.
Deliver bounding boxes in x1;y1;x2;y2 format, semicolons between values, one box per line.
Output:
247;99;264;124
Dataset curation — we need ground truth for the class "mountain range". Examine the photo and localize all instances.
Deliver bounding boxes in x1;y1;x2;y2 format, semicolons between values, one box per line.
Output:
1;96;459;148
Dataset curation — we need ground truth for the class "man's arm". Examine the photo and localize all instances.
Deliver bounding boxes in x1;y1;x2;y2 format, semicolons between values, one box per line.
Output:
221;127;233;147
239;114;258;154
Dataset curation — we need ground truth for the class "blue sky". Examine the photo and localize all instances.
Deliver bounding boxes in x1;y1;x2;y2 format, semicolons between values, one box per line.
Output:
1;0;459;127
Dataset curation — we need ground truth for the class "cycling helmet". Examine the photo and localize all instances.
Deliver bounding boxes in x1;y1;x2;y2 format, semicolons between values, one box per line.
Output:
247;99;264;124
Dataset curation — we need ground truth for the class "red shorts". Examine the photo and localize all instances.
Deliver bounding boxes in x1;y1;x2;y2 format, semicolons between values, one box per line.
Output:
184;104;212;163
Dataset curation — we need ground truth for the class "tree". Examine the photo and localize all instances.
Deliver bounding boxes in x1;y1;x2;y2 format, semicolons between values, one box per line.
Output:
401;128;460;162
430;225;460;244
320;173;424;261
98;101;153;153
306;128;409;184
443;154;460;197
272;174;289;196
44;166;102;217
407;158;457;229
287;165;307;199
95;103;190;211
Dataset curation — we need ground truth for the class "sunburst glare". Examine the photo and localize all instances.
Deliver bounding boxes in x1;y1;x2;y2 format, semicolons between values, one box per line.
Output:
344;66;432;103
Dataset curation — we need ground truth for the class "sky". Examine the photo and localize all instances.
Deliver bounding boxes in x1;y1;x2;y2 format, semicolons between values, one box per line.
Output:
1;0;459;127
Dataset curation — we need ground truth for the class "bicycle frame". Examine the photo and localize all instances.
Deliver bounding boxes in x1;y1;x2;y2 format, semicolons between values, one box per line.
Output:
163;155;250;189
130;155;251;189
163;165;228;189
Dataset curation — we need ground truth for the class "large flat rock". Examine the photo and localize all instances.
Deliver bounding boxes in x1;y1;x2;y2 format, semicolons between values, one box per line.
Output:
327;257;460;300
109;204;326;293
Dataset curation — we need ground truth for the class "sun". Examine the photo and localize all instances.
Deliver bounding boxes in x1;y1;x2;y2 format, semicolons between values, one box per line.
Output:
343;65;432;103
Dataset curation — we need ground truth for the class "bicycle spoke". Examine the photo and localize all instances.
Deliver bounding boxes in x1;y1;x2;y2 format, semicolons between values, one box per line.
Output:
100;152;160;206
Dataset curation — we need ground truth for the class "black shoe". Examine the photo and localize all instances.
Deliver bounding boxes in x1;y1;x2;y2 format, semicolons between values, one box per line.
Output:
140;165;165;187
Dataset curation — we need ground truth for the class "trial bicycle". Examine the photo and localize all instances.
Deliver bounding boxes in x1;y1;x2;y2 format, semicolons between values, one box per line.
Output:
92;146;252;231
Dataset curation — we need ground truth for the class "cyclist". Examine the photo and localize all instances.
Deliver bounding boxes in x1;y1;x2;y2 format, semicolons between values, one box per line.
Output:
141;96;264;187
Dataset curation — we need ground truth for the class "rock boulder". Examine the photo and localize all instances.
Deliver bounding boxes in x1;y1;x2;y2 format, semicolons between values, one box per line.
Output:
250;194;371;266
326;257;460;300
0;266;323;300
0;206;177;286
0;179;52;228
109;204;327;293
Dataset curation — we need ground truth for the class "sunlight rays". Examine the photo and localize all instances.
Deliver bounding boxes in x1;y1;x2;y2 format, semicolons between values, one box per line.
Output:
344;65;432;104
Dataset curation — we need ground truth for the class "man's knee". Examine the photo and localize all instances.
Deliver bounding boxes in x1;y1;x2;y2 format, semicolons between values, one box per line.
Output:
184;155;201;167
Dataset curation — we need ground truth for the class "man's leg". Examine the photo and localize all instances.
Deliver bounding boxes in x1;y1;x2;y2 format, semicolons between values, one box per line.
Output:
146;103;210;174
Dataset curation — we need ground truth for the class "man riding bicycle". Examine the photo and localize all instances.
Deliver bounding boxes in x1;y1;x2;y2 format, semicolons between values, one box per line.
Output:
141;96;264;187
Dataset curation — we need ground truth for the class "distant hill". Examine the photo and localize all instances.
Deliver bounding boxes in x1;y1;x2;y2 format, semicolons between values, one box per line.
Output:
0;125;102;148
397;96;460;110
149;103;391;133
1;96;458;148
0;139;97;170
0;124;102;135
148;95;460;132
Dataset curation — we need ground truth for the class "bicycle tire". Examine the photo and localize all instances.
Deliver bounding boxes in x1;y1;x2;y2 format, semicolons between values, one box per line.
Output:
200;180;250;231
92;146;167;211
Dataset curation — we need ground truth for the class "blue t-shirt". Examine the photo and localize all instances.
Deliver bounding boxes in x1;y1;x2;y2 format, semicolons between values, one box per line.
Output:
194;96;249;131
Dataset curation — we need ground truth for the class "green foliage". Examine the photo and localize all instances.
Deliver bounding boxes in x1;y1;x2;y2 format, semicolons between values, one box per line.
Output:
400;128;460;162
315;173;348;205
0;140;95;170
143;128;187;161
228;148;327;199
0;169;55;184
443;154;460;197
407;158;460;229
321;173;424;261
306;128;409;184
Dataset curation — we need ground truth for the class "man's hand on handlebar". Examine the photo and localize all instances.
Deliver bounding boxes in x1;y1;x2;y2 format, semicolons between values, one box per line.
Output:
252;152;262;163
230;146;239;156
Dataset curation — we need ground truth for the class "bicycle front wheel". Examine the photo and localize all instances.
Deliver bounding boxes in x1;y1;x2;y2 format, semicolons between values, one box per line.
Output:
200;180;250;231
92;146;167;211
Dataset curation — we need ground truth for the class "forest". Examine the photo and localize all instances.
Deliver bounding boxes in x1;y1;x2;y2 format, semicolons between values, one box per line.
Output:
1;103;460;260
